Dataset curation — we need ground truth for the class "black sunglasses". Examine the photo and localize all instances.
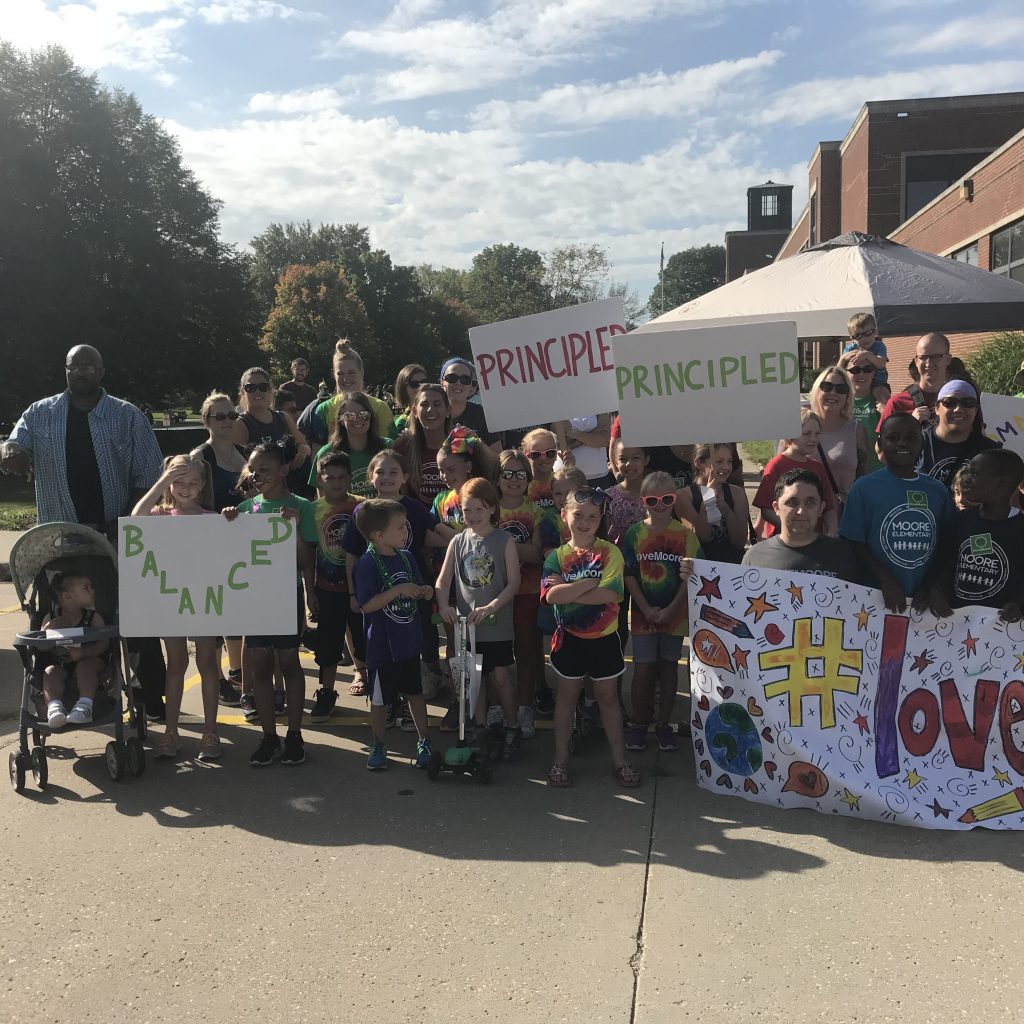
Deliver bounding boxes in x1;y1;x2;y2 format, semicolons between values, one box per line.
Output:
500;469;529;481
573;487;607;508
408;379;427;389
938;397;978;410
819;381;850;395
443;373;474;386
209;411;239;422
243;382;271;393
848;366;873;375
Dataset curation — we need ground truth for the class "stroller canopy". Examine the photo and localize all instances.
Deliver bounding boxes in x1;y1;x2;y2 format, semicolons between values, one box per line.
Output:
8;523;116;608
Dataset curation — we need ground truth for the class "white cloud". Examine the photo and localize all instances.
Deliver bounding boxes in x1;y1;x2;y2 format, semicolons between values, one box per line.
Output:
247;86;350;113
898;15;1024;54
197;0;318;25
472;51;782;129
754;60;1024;126
330;0;758;100
770;24;801;44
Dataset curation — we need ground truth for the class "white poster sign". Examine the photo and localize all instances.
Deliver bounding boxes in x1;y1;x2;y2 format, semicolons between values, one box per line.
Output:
982;392;1024;458
688;560;1024;831
611;320;801;446
469;297;625;432
117;515;298;637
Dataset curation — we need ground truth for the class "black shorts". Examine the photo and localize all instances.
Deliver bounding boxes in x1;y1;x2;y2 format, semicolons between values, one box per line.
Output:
367;658;423;707
550;631;625;681
473;638;514;673
245;589;303;651
313;589;365;665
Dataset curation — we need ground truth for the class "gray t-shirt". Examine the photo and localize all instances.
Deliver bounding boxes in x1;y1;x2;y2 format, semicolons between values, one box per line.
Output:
742;536;859;582
452;528;514;643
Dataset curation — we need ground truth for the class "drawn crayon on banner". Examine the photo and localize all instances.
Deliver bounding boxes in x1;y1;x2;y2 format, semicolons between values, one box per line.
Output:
958;787;1024;824
699;604;754;640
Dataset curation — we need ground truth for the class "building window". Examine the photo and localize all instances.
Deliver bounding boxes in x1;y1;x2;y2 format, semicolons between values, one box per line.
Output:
809;193;817;247
951;242;978;266
761;192;779;218
903;151;990;220
991;218;1024;282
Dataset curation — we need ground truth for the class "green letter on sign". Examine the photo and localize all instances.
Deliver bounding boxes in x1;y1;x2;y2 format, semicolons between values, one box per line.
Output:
251;540;272;566
141;551;158;578
269;516;293;543
123;524;144;557
228;562;249;591
205;586;224;615
178;588;195;615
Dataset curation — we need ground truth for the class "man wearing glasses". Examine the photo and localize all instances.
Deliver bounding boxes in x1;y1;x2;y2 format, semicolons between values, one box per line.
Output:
2;345;162;529
878;332;952;428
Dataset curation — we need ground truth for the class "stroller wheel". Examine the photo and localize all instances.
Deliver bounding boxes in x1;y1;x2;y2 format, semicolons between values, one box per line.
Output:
105;742;126;782
32;729;43;748
9;752;26;794
125;738;146;778
30;747;48;789
426;750;444;780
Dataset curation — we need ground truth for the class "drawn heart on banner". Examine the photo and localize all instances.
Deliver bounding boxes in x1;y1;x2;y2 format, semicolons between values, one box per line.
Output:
761;727;774;743
744;778;759;794
764;761;777;780
692;713;703;731
747;696;764;716
699;759;712;777
694;738;705;756
717;685;734;699
716;774;734;789
697;695;710;711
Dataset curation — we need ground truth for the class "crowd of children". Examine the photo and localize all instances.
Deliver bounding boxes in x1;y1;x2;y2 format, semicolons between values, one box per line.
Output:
44;320;1024;789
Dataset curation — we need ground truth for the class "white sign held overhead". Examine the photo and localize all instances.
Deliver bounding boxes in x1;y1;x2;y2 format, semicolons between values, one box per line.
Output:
469;297;625;433
611;320;802;447
982;392;1024;458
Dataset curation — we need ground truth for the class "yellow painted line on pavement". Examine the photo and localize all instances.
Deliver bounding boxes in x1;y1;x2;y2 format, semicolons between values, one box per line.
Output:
1;604;23;615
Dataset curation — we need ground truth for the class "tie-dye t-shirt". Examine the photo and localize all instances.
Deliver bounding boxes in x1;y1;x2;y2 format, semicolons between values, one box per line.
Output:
312;496;359;592
541;539;624;639
499;500;542;594
431;488;464;532
538;505;570;554
621;519;703;636
528;477;554;512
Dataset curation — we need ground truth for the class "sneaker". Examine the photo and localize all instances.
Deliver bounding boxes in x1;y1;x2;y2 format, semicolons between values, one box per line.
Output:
399;698;417;733
517;705;536;740
420;661;443;700
46;701;67;729
281;731;305;766
535;685;556;716
240;692;259;722
501;726;522;761
440;702;459;733
218;677;242;706
249;734;281;767
67;701;93;726
486;704;505;728
273;690;287;717
228;668;242;687
197;732;222;762
414;737;433;770
655;724;680;752
309;687;338;723
625;725;648;752
366;742;389;770
154;731;180;759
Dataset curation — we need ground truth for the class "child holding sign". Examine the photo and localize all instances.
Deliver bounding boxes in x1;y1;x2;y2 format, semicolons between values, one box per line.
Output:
132;455;222;761
224;439;317;768
541;488;639;789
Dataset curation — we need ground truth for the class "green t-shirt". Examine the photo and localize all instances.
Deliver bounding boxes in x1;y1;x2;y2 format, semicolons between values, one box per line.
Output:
852;396;882;473
308;440;395;497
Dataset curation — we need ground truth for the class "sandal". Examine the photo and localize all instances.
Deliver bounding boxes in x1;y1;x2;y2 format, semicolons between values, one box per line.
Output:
547;762;572;788
348;669;368;697
612;763;642;788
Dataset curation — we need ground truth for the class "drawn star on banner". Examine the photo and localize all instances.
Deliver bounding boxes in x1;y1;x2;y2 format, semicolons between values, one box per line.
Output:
962;630;978;655
745;592;778;623
840;788;861;810
854;605;871;630
904;768;925;789
786;582;803;606
910;650;933;674
993;766;1012;787
732;646;750;671
853;713;870;735
928;798;951;819
696;575;722;600
1016;652;1024;671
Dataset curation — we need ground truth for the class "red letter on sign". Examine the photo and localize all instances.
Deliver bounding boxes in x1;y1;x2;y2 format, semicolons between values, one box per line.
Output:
999;680;1024;775
897;689;941;757
939;679;998;772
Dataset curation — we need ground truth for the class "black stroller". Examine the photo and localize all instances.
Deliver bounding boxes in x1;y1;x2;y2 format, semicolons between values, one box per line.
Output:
9;523;147;793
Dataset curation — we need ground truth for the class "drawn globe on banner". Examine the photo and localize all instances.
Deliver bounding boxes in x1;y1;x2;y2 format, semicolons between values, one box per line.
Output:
706;702;763;777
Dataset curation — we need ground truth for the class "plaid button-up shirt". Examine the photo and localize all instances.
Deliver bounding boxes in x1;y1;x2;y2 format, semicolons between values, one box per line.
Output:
8;389;163;526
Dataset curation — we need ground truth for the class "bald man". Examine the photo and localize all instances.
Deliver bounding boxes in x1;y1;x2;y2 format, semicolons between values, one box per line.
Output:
877;332;952;429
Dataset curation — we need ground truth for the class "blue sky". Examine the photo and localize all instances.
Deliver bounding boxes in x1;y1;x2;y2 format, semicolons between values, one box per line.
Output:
8;0;1024;302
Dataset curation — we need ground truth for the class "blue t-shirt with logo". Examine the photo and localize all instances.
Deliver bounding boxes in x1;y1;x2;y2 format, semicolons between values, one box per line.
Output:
839;469;953;596
353;549;425;668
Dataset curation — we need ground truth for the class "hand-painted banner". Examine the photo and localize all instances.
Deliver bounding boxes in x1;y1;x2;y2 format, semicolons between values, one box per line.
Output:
469;297;625;432
117;515;297;637
982;392;1024;459
687;560;1024;830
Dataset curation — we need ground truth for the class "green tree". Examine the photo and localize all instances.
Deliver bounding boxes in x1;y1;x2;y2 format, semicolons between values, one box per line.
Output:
415;264;473;306
0;42;260;420
465;243;551;324
607;280;647;332
964;331;1024;395
544;243;610;307
259;262;373;379
647;243;725;317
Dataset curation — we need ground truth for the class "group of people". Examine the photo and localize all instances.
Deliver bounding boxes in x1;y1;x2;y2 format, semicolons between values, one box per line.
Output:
3;316;1023;788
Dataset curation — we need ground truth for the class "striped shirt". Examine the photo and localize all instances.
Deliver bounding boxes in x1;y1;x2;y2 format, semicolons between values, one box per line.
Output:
8;390;163;526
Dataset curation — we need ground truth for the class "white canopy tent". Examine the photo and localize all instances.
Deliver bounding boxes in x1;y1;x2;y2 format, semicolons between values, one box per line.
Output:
634;232;1024;338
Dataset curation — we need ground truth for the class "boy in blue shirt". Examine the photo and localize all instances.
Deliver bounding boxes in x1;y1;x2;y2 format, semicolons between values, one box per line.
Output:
841;312;890;414
352;499;436;771
840;413;954;611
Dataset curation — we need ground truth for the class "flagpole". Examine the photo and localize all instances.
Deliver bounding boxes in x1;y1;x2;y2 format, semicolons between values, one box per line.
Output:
659;242;665;314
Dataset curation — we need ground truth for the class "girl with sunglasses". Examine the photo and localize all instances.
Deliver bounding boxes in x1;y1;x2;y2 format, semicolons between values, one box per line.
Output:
308;391;392;500
621;471;701;754
231;367;310;469
808;365;869;508
496;449;545;738
520;428;560;509
843;350;883;472
392;363;428;435
438;357;498;451
919;378;998;489
541;487;639;789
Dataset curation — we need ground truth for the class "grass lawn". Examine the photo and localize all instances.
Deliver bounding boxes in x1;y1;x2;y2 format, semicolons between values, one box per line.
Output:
0;475;36;531
740;440;775;468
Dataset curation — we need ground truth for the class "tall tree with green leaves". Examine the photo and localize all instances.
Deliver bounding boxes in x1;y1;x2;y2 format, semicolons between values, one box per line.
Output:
465;243;551;324
0;42;260;419
544;243;610;307
647;243;725;317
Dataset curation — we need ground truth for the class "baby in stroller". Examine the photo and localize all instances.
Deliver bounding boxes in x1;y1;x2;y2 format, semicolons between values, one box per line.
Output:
39;572;110;728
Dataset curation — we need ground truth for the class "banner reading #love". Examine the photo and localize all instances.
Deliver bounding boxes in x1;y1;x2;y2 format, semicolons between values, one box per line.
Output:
687;561;1024;831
